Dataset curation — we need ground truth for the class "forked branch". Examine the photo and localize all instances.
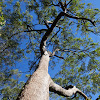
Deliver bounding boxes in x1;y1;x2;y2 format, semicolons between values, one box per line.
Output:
59;0;73;13
49;78;89;100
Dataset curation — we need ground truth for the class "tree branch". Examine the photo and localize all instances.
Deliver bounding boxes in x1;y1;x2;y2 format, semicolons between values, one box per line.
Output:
59;1;65;12
46;20;61;28
49;78;89;99
66;0;73;6
54;54;64;59
40;12;64;55
49;27;61;43
64;13;95;26
59;0;73;13
28;29;47;32
24;29;47;33
29;56;41;70
7;28;47;40
48;48;60;57
44;20;50;29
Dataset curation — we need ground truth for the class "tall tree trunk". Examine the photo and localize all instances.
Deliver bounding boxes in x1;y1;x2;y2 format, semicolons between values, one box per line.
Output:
17;51;50;100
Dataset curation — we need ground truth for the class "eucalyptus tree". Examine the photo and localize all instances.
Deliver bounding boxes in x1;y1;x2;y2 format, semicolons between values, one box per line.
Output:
0;0;100;100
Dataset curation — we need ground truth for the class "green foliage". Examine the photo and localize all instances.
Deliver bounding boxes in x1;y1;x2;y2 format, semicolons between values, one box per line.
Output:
0;0;100;100
0;68;24;100
0;4;6;29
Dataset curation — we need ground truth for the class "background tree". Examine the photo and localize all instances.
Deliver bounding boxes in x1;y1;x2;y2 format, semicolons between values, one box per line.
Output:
0;0;100;100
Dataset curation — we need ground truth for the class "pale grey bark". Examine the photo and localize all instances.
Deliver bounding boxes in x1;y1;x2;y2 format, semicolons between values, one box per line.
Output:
17;51;50;100
49;78;89;99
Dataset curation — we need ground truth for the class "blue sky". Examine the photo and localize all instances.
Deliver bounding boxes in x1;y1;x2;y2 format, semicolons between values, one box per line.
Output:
9;0;100;99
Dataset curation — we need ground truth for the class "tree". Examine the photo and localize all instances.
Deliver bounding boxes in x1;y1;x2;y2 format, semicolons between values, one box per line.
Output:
0;0;100;100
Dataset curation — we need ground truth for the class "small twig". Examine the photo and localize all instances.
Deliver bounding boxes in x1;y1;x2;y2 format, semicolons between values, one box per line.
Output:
66;0;73;6
49;27;61;42
59;1;65;12
29;56;41;70
46;20;61;28
51;2;59;7
44;20;50;29
18;71;30;73
77;89;89;100
54;55;64;59
7;29;47;40
48;48;64;59
59;0;73;13
48;48;59;57
24;29;47;33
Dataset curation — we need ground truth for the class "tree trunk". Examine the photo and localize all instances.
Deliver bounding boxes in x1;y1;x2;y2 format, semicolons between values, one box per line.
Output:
17;51;50;100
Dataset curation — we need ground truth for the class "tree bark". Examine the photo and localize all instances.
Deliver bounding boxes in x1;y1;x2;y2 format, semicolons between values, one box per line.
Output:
17;51;50;100
49;78;89;99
